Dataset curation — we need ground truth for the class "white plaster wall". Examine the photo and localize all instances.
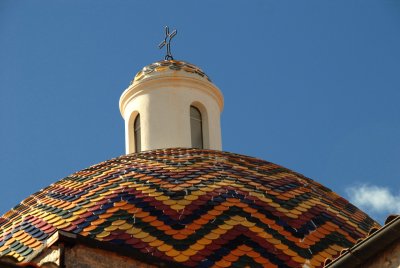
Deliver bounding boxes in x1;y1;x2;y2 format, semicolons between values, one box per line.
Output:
120;73;223;154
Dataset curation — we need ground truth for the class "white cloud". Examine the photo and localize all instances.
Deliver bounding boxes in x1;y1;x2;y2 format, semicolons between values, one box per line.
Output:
346;184;400;214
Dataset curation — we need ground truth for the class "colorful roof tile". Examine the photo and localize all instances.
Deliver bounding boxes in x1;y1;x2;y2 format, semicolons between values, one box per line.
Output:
0;148;379;267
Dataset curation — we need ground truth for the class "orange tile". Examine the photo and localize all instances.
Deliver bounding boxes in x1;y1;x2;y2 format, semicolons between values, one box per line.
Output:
158;244;173;252
189;243;205;251
149;239;164;247
165;249;180;257
215;259;232;267
223;253;239;262
174;254;189;262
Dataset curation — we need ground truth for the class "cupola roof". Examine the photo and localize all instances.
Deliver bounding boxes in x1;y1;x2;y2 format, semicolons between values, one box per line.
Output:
131;60;212;85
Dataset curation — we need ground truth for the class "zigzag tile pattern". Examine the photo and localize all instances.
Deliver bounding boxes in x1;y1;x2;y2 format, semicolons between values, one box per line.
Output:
0;148;379;267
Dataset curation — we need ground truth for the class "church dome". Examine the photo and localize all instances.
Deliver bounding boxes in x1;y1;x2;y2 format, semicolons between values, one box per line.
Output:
0;148;379;268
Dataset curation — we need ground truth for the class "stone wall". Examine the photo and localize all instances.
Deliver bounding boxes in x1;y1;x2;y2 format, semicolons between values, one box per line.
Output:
32;246;60;267
64;244;157;268
362;240;400;268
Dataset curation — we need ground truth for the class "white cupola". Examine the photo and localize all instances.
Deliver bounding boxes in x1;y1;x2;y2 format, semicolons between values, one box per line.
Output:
119;60;224;154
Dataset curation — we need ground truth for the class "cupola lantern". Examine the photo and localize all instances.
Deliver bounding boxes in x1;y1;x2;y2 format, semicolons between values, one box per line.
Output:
119;28;223;153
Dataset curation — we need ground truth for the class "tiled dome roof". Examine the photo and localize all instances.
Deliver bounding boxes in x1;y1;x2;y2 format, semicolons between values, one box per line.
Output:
0;148;379;267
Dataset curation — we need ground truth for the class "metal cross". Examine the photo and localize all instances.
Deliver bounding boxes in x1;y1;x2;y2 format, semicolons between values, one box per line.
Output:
158;26;177;60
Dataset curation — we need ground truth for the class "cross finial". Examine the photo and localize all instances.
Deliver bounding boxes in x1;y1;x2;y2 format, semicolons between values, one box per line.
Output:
158;26;177;60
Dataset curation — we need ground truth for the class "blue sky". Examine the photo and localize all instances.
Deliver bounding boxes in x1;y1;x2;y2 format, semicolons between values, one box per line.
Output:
1;1;399;224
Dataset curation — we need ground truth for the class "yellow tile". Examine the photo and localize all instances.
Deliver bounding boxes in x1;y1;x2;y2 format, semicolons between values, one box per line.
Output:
133;231;149;239
104;225;119;232
96;231;110;238
118;223;132;231
126;227;142;235
111;220;126;226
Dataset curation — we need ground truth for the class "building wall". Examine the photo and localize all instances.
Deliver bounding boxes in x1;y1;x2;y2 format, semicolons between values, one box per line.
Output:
361;239;400;268
64;244;157;268
32;246;60;267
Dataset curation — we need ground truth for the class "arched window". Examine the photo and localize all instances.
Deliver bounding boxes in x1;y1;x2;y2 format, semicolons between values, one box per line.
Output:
190;106;203;149
134;114;141;152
